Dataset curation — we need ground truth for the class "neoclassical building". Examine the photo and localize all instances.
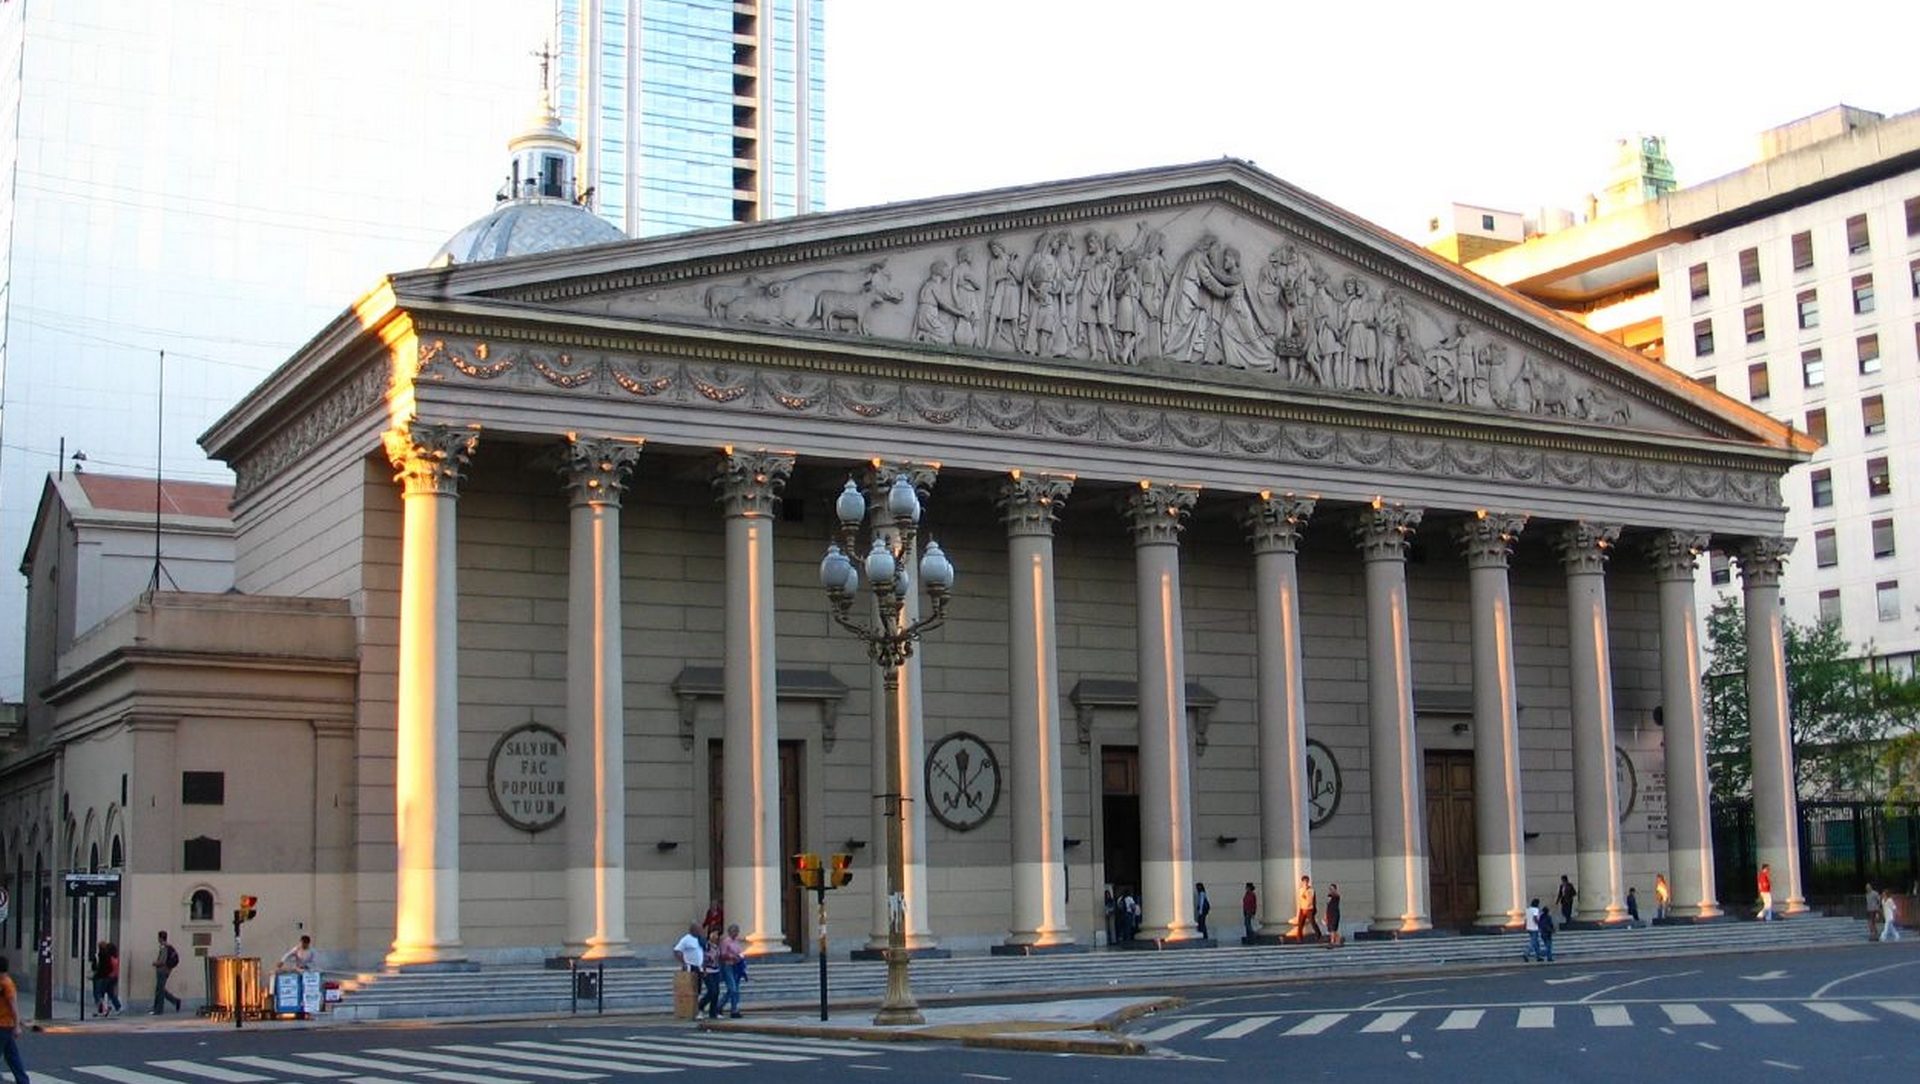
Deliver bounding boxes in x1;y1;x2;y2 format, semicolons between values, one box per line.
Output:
4;150;1818;982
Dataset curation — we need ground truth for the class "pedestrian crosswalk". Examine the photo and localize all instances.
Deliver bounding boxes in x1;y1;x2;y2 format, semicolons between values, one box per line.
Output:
1130;999;1920;1042
36;1032;906;1084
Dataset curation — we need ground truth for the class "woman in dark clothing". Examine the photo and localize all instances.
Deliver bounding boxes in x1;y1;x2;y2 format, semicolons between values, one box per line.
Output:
1324;884;1343;947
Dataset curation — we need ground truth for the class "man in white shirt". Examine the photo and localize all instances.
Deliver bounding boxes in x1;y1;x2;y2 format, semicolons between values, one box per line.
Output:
672;924;705;971
1524;898;1544;962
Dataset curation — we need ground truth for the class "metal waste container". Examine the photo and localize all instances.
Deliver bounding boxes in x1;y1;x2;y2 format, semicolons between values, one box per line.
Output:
205;955;265;1019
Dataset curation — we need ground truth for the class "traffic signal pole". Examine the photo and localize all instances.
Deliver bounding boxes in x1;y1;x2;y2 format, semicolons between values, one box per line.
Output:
791;852;855;1022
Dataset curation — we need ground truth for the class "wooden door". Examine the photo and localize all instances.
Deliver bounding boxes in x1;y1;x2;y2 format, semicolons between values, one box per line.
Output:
709;739;806;953
1101;746;1141;904
1424;749;1479;929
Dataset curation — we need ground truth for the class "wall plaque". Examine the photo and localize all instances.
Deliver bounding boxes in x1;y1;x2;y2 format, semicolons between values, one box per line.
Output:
487;723;566;832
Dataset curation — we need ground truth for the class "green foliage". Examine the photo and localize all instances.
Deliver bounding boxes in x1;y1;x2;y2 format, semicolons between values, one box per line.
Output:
1703;596;1920;805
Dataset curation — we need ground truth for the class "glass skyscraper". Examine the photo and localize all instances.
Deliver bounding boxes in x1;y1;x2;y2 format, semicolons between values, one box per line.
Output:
555;0;826;237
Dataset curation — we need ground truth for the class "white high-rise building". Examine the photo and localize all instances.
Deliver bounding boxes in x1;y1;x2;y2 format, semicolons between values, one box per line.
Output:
0;2;549;698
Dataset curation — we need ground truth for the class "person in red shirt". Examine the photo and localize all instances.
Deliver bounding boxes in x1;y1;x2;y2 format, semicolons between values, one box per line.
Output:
701;900;724;938
1756;863;1775;922
0;954;29;1084
1241;883;1258;940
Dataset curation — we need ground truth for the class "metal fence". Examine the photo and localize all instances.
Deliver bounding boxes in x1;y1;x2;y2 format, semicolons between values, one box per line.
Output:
1713;800;1920;906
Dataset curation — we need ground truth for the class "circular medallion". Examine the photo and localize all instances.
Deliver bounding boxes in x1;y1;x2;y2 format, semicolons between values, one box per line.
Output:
1305;739;1342;828
925;731;1001;832
1615;746;1637;823
486;723;567;833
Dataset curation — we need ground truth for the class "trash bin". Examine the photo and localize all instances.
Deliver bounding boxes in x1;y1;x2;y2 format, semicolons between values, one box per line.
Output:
573;968;600;1001
672;969;698;1020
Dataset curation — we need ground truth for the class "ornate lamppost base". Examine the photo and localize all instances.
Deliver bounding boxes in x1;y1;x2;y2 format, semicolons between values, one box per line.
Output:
873;947;925;1026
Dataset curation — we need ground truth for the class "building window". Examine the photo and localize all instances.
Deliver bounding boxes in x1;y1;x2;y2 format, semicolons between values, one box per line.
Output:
1801;348;1825;387
1877;580;1900;622
181;772;224;805
1480;213;1495;231
1811;468;1834;507
1689;262;1710;300
1907;195;1920;236
1805;407;1828;443
1874;517;1897;558
1868;456;1892;497
1853;273;1875;314
1791;230;1814;271
1739;247;1761;287
1698;374;1717;392
1710;551;1732;586
1847;213;1871;254
1796;289;1819;329
1814;528;1838;567
182;837;221;872
1863;394;1887;435
1910;258;1919;299
189;889;215;923
1747;362;1770;401
1859;333;1882;375
1743;304;1766;343
1694;319;1714;356
1819;589;1842;624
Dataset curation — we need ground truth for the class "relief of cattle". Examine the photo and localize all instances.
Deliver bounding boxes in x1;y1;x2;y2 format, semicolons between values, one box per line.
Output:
701;261;904;334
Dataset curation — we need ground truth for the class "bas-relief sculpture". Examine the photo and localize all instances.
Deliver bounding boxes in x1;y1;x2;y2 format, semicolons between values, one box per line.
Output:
633;209;1638;426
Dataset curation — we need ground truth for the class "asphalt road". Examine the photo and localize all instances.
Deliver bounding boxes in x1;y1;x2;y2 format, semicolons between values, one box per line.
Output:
13;942;1916;1083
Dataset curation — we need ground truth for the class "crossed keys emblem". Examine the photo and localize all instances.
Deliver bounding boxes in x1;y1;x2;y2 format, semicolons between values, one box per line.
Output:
927;732;999;831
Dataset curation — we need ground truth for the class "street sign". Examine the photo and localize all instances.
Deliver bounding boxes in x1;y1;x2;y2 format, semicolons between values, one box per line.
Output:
63;872;121;898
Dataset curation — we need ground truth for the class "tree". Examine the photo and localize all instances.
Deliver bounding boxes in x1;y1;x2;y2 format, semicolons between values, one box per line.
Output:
1703;597;1920;805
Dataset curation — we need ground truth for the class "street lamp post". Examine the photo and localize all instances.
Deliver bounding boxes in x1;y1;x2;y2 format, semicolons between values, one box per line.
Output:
819;475;954;1026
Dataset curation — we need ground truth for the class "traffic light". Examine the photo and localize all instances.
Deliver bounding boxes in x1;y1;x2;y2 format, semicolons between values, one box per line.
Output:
237;895;258;923
791;853;822;890
829;852;854;888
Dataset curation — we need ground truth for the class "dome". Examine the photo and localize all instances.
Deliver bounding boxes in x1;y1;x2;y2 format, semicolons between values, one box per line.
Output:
432;199;626;265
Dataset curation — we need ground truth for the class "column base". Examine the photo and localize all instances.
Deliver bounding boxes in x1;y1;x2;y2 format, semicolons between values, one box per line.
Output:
385;943;471;970
990;942;1090;957
1464;921;1523;936
1652;913;1729;925
1353;926;1450;942
385;958;481;972
1109;936;1218;951
850;945;952;961
545;953;644;969
1242;932;1326;946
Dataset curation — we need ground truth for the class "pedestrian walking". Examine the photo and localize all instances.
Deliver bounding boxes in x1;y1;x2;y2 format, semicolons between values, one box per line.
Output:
1883;892;1903;941
1538;905;1556;962
91;942;121;1017
0;955;28;1084
1122;890;1141;941
697;929;724;1018
1625;886;1641;929
150;932;182;1015
1104;888;1117;945
1324;883;1343;948
1866;883;1882;941
1524;898;1545;962
1555;875;1576;925
1653;873;1670;922
718;924;745;1018
1241;883;1258;940
701;899;725;939
1293;875;1323;942
1194;882;1211;939
1756;863;1775;922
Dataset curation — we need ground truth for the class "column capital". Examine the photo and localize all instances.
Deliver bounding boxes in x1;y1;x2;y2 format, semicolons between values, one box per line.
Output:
383;422;479;497
1124;482;1199;545
1735;535;1795;588
1649;530;1712;583
561;436;643;508
998;472;1072;537
713;449;795;518
1240;492;1316;555
1454;510;1527;570
864;460;940;513
1351;499;1422;562
1554;521;1622;575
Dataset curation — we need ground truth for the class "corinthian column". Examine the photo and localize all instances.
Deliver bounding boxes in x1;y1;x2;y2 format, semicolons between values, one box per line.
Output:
1240;492;1316;939
1456;511;1529;929
1650;530;1721;919
1736;537;1806;915
562;436;642;959
383;422;479;967
998;472;1075;950
864;462;942;952
714;449;796;955
1352;500;1430;934
1127;482;1202;941
1555;522;1627;924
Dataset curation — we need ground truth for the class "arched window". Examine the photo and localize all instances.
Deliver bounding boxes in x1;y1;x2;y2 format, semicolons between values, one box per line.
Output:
189;889;214;923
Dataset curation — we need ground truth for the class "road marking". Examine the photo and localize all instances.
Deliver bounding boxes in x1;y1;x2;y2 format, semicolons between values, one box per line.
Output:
1582;969;1700;1003
1205;1016;1279;1040
570;1037;815;1063
1360;1011;1414;1034
299;1055;430;1075
1741;970;1788;982
1872;1000;1920;1022
1760;1061;1801;1071
224;1057;350;1079
1801;1001;1872;1022
1590;1005;1631;1027
1730;1003;1793;1024
149;1063;270;1083
1436;1009;1483;1031
436;1047;672;1076
499;1041;739;1071
1284;1013;1348;1036
1696;1041;1721;1051
1661;1003;1713;1026
75;1068;192;1084
962;1076;1011;1082
419;1072;532;1084
1133;1018;1214;1041
24;1076;85;1084
1516;1007;1554;1029
1812;960;1920;1000
365;1050;602;1081
659;1034;906;1056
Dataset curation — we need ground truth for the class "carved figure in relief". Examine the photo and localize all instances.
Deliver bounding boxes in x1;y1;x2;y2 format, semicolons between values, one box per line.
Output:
1576;384;1630;424
1341;277;1383;393
1111;248;1144;365
724;260;901;329
1310;270;1348;389
1381;294;1426;398
1214;246;1278;371
912;260;972;344
1431;320;1475;404
1022;232;1067;356
950;246;981;347
1132;227;1173;357
815;279;900;335
703;275;768;319
1077;232;1117;362
1056;231;1083;352
1163;233;1232;362
982;240;1024;351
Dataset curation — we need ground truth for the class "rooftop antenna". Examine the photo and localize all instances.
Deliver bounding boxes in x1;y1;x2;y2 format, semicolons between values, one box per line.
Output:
149;349;177;594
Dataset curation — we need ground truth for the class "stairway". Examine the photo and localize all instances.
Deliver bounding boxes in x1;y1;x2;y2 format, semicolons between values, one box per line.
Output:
330;915;1867;1021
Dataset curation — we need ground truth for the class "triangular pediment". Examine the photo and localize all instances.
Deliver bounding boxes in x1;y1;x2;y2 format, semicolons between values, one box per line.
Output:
407;161;1805;452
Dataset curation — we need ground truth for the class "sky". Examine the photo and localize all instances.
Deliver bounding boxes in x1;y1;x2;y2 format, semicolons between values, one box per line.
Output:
824;0;1917;237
